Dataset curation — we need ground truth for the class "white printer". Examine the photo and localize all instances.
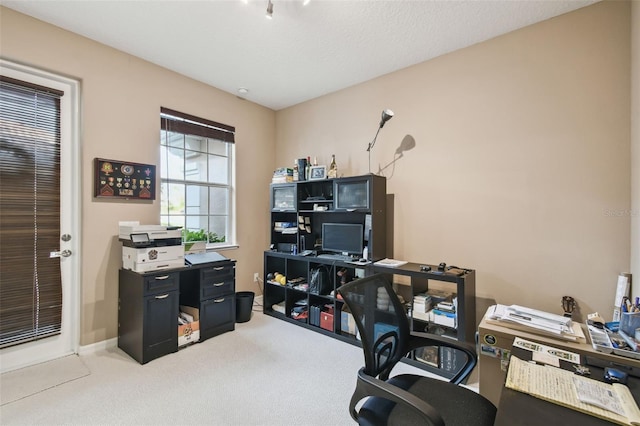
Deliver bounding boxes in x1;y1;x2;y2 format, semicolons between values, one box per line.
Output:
119;222;184;272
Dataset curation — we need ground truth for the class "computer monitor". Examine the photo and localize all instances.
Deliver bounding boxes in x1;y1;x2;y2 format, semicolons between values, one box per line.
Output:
321;223;364;256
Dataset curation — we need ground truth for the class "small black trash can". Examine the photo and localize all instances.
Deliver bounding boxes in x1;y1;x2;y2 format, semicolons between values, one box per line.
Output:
235;291;255;323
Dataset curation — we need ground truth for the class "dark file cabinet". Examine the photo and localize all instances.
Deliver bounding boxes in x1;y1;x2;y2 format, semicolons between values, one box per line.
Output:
118;259;236;364
118;269;180;364
179;260;236;341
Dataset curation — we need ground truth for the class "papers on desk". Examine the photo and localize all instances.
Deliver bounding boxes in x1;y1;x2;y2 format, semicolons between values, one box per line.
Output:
485;304;586;343
506;356;640;425
373;258;408;268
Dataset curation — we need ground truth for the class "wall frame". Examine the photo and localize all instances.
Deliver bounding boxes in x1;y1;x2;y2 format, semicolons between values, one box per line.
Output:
94;158;156;199
309;165;327;180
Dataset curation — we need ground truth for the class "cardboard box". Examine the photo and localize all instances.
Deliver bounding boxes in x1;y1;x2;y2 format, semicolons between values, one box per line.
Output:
178;305;200;347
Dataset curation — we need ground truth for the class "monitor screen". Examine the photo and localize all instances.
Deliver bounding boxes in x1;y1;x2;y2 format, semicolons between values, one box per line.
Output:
321;223;364;256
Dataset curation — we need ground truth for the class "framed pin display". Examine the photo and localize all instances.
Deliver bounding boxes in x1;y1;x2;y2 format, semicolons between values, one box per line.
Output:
94;158;156;199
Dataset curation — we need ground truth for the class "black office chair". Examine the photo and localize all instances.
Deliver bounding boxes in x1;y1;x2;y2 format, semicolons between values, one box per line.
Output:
338;274;496;426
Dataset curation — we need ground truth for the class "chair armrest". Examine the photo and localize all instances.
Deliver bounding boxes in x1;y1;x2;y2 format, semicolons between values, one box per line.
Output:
356;368;445;426
406;331;477;385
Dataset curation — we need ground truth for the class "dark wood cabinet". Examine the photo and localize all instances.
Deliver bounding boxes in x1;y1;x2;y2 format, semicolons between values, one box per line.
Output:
262;254;477;378
118;269;180;364
263;173;477;378
270;173;386;261
180;261;236;340
118;259;236;364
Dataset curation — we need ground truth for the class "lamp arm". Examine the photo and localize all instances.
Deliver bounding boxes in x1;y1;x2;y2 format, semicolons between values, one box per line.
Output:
367;127;382;152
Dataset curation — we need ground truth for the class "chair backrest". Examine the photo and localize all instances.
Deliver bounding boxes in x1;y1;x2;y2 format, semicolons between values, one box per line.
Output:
338;274;410;378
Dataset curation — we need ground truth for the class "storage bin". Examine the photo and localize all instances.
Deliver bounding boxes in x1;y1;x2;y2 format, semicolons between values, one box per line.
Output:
620;311;640;337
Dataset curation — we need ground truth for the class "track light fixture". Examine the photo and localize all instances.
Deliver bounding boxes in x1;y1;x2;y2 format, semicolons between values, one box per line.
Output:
263;0;309;19
266;0;273;19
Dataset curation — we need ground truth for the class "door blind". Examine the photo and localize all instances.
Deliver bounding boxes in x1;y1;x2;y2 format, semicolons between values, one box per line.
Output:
0;76;64;348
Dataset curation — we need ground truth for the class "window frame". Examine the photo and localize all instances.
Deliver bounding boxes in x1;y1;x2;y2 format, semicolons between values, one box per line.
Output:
160;108;236;249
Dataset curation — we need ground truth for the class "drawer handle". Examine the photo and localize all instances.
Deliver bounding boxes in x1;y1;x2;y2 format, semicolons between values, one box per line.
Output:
154;275;170;280
155;294;170;299
213;267;224;271
213;282;225;287
214;298;225;303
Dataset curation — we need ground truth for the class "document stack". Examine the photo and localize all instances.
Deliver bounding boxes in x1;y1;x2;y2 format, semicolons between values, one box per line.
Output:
485;304;586;343
412;293;432;321
274;221;297;234
272;167;293;183
432;299;457;328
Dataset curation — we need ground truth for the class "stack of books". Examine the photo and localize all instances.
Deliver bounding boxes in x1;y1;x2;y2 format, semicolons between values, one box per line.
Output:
412;293;433;321
272;167;293;183
432;298;457;328
273;221;297;234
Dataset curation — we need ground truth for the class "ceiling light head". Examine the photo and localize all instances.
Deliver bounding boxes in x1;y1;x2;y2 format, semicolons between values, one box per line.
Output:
266;0;273;19
379;109;394;128
238;87;249;95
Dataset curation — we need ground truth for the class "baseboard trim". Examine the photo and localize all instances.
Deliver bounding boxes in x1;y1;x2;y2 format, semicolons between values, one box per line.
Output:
78;337;117;356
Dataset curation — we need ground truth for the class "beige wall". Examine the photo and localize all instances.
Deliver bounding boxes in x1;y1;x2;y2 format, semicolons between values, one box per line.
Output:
0;7;275;345
0;1;633;346
277;0;631;322
632;0;640;293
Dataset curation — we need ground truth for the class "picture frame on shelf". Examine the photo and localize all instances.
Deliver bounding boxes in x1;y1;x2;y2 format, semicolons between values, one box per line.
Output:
309;165;327;180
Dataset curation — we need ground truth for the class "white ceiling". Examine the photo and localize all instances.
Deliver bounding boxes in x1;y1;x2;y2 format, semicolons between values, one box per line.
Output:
3;0;599;111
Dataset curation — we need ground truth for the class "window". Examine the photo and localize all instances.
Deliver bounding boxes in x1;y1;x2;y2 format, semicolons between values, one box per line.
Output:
160;108;235;247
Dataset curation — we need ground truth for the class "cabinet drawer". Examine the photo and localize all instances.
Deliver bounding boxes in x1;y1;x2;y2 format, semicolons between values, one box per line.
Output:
200;295;235;341
200;264;235;299
143;272;180;295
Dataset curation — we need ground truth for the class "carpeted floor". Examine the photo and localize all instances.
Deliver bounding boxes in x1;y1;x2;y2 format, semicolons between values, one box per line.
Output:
0;355;90;405
0;309;477;425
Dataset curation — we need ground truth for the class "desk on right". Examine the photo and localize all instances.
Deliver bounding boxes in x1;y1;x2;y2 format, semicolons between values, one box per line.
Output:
478;313;640;413
494;345;640;425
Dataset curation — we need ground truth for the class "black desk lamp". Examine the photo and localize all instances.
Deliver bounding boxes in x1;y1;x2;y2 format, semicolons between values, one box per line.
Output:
367;109;394;173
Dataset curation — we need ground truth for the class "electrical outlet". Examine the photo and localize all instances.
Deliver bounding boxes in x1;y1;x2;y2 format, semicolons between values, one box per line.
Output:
253;272;259;282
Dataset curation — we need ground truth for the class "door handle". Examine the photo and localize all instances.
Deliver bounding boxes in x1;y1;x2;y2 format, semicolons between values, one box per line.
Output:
50;249;72;258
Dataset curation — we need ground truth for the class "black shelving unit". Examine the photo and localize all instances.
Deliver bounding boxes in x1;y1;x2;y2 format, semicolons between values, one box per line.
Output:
264;174;477;378
269;174;387;260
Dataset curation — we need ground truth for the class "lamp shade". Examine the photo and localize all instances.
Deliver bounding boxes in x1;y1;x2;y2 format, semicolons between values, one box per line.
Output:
379;109;394;128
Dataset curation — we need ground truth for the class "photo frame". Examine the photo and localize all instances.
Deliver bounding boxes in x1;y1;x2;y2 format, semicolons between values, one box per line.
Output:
309;165;327;180
94;158;156;199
